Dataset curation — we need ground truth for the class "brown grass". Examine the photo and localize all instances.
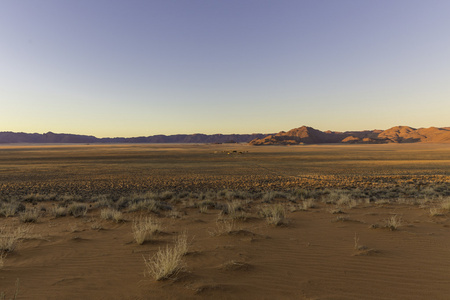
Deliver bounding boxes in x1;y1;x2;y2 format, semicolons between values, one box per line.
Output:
132;216;162;245
143;233;189;281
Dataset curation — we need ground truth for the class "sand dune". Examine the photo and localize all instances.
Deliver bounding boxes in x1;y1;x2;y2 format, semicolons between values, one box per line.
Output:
1;201;450;299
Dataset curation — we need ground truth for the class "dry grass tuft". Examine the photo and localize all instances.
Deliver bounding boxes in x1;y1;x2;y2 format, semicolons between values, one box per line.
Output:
259;204;287;226
68;203;87;218
50;206;67;218
132;216;162;245
0;226;31;253
19;208;40;223
300;198;316;210
0;202;23;218
173;232;190;256
353;233;367;251
429;207;445;217
100;208;125;222
223;200;247;220
210;219;237;236
143;233;189;280
385;215;402;230
440;197;450;211
0;252;6;269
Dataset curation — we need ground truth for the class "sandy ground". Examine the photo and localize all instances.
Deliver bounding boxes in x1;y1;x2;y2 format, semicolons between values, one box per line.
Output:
1;201;449;300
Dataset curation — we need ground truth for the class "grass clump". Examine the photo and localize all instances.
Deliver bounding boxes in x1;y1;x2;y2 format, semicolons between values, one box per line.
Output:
0;226;31;253
50;206;67;218
222;200;246;220
209;219;237;236
143;233;189;281
0;201;24;218
440;197;450;211
19;208;40;223
259;204;287;226
0;252;6;269
132;216;162;245
385;215;402;231
68;203;87;218
100;208;125;223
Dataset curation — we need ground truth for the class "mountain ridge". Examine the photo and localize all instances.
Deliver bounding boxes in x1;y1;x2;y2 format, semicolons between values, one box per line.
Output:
249;125;450;145
1;126;449;144
0;131;267;144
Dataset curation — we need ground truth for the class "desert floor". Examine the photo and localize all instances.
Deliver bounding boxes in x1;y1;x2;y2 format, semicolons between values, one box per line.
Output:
1;143;450;299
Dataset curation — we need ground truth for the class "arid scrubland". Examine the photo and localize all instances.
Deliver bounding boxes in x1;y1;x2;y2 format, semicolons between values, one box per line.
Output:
0;144;450;299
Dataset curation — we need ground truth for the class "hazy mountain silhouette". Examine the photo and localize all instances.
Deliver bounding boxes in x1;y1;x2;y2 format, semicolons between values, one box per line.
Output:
0;131;266;144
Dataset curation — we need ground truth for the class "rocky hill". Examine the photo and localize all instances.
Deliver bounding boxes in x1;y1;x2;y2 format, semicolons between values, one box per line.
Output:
249;126;450;145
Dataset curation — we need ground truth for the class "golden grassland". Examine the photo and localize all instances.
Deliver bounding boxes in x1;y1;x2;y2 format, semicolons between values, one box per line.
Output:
1;143;450;299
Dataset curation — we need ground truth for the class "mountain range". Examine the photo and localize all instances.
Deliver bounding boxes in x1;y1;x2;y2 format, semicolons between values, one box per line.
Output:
0;131;266;144
1;126;449;145
249;126;450;145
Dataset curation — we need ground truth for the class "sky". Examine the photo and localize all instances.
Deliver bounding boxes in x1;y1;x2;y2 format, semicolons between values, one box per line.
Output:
1;0;449;137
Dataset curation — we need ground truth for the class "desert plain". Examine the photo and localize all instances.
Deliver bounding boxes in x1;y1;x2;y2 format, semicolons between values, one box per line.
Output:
0;143;450;299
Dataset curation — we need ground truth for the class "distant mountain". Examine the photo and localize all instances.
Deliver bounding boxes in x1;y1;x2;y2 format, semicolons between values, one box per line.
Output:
0;131;266;144
249;126;450;145
2;126;449;145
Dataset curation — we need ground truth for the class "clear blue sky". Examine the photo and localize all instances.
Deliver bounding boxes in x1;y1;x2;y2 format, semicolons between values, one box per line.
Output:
1;0;449;137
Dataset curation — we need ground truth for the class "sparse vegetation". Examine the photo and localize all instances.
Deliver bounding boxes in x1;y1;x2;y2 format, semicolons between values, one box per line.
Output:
259;204;287;226
50;205;67;218
68;203;87;218
210;219;237;236
385;215;402;230
0;226;31;253
143;233;189;280
132;216;162;245
19;208;40;223
0;252;6;269
100;208;125;222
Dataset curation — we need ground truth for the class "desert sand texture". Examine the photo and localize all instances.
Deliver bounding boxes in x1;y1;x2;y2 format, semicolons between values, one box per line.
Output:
1;143;450;299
